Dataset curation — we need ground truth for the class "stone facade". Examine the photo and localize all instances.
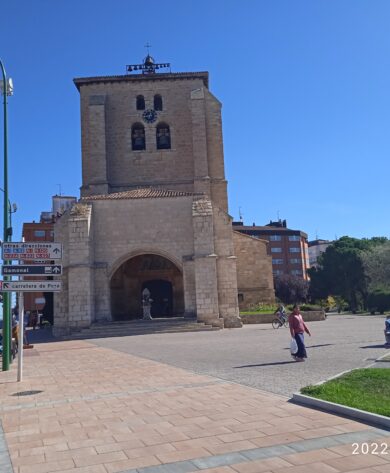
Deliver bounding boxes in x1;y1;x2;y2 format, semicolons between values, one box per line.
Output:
53;64;274;335
233;232;275;309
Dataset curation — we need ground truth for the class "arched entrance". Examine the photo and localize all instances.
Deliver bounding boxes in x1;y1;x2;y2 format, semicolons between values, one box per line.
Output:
110;253;184;321
142;280;173;317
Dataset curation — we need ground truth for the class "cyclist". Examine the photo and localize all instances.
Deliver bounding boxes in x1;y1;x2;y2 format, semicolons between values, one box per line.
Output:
274;304;287;325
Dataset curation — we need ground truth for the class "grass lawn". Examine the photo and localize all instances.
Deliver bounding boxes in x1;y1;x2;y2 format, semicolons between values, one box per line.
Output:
301;369;390;417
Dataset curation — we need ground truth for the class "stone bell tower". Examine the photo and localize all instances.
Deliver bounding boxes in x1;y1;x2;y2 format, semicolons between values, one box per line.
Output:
75;53;229;212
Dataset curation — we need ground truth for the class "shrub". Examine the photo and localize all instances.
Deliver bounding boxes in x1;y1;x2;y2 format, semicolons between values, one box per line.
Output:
367;289;390;314
285;304;322;312
299;304;323;311
246;303;278;313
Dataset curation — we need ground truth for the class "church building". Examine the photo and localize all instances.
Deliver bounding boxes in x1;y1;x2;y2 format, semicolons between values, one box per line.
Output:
53;55;274;336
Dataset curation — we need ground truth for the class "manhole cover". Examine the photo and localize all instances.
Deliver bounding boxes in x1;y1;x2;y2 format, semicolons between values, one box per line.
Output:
11;390;43;397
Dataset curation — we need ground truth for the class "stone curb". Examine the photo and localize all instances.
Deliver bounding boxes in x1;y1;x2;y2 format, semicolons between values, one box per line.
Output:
292;393;390;430
291;353;390;430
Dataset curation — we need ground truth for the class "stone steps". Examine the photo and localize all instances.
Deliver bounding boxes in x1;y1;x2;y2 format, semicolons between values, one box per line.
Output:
63;317;219;340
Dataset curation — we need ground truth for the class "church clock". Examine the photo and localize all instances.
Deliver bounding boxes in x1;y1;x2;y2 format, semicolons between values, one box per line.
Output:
142;109;158;124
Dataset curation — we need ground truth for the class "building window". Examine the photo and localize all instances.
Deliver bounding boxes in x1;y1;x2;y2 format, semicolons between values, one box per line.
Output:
34;230;45;237
291;269;302;276
238;293;244;303
50;231;54;238
270;235;282;241
272;259;283;264
290;258;300;264
156;123;171;150
288;235;300;241
271;247;282;253
273;269;283;276
136;95;145;110
289;247;300;253
154;94;163;111
132;123;146;150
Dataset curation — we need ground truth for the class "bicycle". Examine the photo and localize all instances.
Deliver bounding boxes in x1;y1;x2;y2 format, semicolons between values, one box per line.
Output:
272;313;288;329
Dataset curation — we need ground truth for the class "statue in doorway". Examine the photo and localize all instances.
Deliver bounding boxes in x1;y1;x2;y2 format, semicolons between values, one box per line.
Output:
142;288;153;320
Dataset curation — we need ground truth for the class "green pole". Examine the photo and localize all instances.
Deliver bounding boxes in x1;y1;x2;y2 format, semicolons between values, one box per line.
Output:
0;59;10;371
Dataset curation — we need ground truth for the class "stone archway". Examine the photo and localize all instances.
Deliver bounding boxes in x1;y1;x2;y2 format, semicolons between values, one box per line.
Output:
110;253;184;321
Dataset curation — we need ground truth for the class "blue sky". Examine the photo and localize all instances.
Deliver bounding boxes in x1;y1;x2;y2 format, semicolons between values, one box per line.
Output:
0;0;389;242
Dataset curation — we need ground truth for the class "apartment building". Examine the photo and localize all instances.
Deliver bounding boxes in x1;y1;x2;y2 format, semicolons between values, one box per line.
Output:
308;239;332;268
233;219;310;280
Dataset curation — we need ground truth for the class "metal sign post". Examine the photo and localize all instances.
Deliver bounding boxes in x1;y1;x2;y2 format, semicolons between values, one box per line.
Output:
17;292;24;382
1;240;63;380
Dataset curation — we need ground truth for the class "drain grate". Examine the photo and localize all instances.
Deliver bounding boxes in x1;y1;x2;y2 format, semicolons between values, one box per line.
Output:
11;390;43;397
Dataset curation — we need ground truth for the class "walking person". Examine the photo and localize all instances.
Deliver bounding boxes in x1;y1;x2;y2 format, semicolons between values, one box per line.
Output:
289;304;311;362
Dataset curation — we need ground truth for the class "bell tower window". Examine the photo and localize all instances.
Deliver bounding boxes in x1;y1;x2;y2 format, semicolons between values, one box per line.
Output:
132;123;146;150
136;95;145;110
154;94;163;111
156;123;171;150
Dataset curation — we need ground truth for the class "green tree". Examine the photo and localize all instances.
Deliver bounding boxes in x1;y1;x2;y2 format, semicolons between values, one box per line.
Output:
274;274;309;304
309;236;377;311
362;241;390;291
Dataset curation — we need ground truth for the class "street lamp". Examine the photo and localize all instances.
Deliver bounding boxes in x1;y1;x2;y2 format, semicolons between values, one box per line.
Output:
0;59;13;371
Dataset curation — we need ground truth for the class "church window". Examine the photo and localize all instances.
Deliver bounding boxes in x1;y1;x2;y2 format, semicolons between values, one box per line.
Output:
132;123;146;150
156;122;171;150
136;95;145;110
154;94;163;111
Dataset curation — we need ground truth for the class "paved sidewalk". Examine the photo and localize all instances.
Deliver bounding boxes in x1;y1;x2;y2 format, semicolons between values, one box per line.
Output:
0;341;389;473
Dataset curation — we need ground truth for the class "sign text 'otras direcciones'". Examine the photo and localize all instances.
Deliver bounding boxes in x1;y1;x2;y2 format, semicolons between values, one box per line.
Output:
2;242;62;260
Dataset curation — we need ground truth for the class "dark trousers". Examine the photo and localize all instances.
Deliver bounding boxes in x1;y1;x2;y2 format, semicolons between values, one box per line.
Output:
295;332;307;359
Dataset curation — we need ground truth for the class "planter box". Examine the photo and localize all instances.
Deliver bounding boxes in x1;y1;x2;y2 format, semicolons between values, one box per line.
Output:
240;310;326;324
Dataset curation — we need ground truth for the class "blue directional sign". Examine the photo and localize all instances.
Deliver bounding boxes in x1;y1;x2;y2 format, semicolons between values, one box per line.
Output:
1;265;62;276
0;281;62;292
2;242;62;260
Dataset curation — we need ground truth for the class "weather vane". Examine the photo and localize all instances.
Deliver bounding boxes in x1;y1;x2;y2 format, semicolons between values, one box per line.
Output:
126;43;171;75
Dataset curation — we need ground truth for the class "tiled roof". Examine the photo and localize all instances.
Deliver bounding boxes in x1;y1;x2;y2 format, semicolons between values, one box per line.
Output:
81;188;200;201
74;71;209;90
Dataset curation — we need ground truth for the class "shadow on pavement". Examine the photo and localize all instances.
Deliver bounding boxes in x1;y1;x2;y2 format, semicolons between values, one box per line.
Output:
360;344;389;349
283;343;334;350
234;361;297;368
